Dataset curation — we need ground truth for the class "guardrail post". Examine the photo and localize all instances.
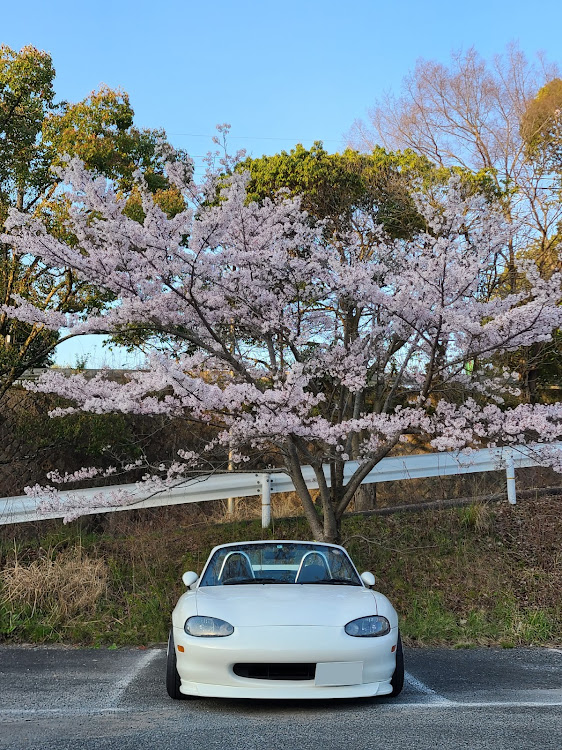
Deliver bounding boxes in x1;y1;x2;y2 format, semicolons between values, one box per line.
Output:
505;450;516;505
260;474;272;528
227;448;235;516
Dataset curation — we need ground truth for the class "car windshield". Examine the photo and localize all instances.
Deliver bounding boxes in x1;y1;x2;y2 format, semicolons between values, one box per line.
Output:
199;542;362;587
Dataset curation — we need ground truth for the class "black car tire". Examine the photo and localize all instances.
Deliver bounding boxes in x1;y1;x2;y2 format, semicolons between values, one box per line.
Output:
390;631;404;697
166;628;188;700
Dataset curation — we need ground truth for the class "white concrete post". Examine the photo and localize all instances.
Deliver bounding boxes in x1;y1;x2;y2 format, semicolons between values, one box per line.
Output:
227;448;235;516
505;450;516;505
260;473;272;528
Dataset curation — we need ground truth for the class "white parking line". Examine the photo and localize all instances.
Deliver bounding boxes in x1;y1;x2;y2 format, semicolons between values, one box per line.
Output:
0;708;129;719
104;648;160;706
405;671;452;704
450;701;562;708
379;700;562;709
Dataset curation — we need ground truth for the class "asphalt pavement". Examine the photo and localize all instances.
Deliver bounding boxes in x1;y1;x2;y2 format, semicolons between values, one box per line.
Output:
0;645;560;750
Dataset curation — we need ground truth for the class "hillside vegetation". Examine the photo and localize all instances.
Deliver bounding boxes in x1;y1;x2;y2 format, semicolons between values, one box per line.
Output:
1;492;560;649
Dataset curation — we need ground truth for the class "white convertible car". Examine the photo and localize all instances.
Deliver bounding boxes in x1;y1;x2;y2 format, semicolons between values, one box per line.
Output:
167;540;404;700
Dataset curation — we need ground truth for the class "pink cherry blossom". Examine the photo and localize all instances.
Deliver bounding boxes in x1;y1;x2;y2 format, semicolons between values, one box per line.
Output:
2;157;561;541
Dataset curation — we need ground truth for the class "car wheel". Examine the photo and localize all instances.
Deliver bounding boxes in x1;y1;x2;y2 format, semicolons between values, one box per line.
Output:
390;632;404;697
166;629;188;700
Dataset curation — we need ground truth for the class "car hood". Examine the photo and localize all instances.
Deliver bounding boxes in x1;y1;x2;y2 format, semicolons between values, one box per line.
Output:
193;584;378;626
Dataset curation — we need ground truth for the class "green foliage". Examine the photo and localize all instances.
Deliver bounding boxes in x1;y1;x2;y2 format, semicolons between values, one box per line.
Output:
238;143;501;242
238;143;429;240
0;46;189;396
43;85;188;218
13;396;143;460
0;46;58;378
0;327;58;370
0;45;56;208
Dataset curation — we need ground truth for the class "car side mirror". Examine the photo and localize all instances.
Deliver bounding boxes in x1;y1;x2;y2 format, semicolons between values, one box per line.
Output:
182;571;199;588
361;571;375;587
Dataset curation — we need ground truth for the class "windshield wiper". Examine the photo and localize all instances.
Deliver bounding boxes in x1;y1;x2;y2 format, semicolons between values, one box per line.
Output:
223;577;280;584
304;578;362;586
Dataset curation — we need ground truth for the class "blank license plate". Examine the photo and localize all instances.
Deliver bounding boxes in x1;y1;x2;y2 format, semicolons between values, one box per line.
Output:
315;662;363;686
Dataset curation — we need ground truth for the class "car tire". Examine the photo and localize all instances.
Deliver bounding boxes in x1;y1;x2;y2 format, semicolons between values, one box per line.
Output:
166;629;188;700
390;632;404;697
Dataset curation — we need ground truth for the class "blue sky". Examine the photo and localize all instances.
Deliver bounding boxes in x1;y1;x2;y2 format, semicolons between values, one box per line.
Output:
3;0;562;366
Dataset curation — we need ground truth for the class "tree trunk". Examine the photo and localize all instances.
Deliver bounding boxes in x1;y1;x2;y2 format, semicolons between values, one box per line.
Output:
353;483;377;511
321;517;341;544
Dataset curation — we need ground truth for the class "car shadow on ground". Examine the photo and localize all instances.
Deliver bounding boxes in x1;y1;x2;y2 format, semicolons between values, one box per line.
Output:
175;693;410;717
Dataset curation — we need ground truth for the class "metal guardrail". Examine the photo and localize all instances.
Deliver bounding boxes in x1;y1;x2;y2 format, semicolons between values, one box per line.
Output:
0;443;560;527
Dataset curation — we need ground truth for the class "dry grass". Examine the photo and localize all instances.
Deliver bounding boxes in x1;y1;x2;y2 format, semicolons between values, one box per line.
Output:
460;502;492;532
206;491;306;524
1;546;108;622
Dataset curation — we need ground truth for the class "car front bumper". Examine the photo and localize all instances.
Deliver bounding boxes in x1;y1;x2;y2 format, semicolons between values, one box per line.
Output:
173;624;398;699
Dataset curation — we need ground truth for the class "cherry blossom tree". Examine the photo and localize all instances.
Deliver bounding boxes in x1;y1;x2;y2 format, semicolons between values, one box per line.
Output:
2;151;562;542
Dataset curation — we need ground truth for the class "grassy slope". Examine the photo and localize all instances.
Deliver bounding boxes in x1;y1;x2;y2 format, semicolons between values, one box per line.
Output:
0;494;560;647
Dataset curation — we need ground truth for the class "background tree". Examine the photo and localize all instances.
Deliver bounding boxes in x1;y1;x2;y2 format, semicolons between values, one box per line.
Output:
520;78;562;174
0;45;188;401
515;78;562;402
238;143;435;241
348;45;562;270
3;158;561;542
348;44;562;402
239;142;499;239
0;45;58;389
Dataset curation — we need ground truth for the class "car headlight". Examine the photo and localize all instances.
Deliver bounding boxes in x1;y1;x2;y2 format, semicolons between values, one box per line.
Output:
345;615;391;637
184;616;234;637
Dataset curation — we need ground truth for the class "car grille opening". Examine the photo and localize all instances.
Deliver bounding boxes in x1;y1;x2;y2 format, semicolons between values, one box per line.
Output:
233;663;316;681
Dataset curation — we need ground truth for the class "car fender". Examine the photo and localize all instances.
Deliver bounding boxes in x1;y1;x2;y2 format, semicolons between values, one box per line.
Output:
172;591;198;629
372;591;399;629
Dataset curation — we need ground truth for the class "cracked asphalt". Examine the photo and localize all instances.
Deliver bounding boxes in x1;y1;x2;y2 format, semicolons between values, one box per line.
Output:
0;645;560;750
